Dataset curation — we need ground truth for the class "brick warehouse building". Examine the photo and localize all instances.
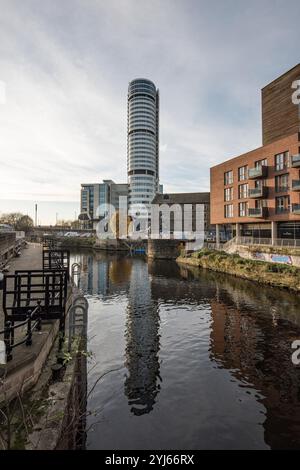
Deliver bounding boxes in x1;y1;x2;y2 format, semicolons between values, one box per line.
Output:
210;64;300;243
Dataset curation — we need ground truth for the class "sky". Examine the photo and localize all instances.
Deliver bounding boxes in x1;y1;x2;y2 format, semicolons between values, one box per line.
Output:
0;0;299;224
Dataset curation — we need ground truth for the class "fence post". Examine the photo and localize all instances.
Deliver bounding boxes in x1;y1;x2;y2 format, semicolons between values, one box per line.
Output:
26;311;32;346
36;301;42;332
4;321;12;362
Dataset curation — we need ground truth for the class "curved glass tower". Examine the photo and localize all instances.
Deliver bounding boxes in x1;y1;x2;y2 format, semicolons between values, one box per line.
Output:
127;78;159;215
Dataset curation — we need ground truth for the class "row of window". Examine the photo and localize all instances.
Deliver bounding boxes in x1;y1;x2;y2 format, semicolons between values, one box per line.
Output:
129;93;155;103
129;99;155;108
129;162;156;168
129;140;156;145
129;106;156;115
224;172;297;201
129;83;155;91
130;183;155;188
129;148;156;154
129;123;156;129
129;133;156;139
129;158;155;164
129;176;155;182
129;125;156;132
130;188;154;193
128;139;156;146
129;104;156;112
224;152;290;185
224;195;293;218
129;113;156;121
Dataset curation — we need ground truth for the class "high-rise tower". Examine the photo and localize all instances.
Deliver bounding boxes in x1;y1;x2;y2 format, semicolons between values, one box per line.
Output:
127;78;159;215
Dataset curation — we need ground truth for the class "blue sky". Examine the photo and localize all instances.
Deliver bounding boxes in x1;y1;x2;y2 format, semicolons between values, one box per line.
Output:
0;0;299;224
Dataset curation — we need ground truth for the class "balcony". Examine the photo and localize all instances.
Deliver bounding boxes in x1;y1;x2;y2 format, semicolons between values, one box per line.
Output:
275;207;290;215
292;180;300;191
291;204;300;215
248;187;268;198
248;165;268;179
291;154;300;168
248;207;268;218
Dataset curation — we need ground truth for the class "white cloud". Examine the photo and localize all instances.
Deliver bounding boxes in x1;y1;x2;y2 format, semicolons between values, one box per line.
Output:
0;0;299;208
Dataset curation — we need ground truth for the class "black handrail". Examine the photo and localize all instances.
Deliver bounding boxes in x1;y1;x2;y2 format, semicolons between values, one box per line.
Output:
0;302;42;362
0;246;69;363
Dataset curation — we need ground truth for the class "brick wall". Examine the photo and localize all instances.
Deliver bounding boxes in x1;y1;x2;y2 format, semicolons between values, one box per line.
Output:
210;132;300;225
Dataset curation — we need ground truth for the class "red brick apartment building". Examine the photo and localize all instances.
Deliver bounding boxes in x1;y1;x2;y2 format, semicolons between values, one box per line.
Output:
210;64;300;243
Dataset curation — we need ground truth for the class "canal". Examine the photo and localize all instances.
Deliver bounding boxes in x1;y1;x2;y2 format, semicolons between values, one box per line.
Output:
71;250;300;450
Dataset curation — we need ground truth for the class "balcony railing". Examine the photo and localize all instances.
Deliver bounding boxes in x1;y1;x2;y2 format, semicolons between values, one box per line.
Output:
236;237;300;248
248;207;268;218
291;154;300;167
248;187;268;198
291;203;300;214
248;165;268;179
276;207;290;214
292;180;300;191
275;186;289;193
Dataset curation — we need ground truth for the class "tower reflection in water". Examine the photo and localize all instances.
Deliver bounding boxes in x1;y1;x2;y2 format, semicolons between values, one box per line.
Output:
78;252;132;297
124;259;161;416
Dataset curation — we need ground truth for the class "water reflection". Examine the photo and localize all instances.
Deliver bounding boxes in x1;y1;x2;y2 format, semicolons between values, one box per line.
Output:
181;264;300;450
124;260;161;415
71;251;300;449
76;251;132;297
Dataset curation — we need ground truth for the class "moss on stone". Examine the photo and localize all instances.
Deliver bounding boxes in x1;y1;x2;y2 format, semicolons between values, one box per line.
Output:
177;249;300;292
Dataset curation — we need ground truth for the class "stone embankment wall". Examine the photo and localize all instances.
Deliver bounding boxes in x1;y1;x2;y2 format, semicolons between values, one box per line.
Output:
26;334;87;450
148;239;185;259
0;232;16;263
227;243;300;267
177;250;300;292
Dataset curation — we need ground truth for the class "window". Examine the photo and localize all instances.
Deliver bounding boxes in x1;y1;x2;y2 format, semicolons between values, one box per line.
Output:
255;199;268;208
238;165;248;181
275;195;290;214
275;174;289;192
254;179;266;188
255;158;268;169
275;152;289;171
224;170;233;185
224;204;233;218
239;202;248;217
238;183;248;199
224;187;233;201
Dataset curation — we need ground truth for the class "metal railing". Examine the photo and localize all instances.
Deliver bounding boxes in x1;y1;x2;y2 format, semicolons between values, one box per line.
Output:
291;154;300;167
43;249;70;274
71;263;81;288
291;204;300;214
292;180;300;190
42;237;58;250
248;187;268;198
1;266;69;363
236;236;300;248
248;207;268;217
248;165;268;179
0;302;42;362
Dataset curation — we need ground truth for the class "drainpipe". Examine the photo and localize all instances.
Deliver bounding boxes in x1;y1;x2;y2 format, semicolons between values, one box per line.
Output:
236;223;241;244
271;221;277;246
216;224;220;250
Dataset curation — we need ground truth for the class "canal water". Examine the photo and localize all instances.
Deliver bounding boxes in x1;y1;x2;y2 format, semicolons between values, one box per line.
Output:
71;251;300;450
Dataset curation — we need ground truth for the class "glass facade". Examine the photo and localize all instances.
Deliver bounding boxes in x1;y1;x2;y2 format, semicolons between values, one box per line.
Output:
127;79;159;214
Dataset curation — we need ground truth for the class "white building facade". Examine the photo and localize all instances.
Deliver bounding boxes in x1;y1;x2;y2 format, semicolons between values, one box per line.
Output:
127;78;160;216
